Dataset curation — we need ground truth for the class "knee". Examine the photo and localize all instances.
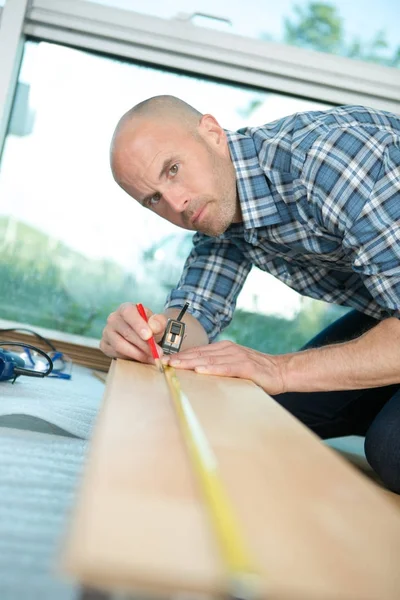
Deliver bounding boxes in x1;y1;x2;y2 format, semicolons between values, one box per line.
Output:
364;421;400;494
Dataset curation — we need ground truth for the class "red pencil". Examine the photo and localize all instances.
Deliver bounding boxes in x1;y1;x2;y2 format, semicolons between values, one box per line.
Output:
136;303;164;372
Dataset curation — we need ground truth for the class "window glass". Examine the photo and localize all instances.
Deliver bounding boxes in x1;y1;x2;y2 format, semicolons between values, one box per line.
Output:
89;0;400;68
0;40;345;354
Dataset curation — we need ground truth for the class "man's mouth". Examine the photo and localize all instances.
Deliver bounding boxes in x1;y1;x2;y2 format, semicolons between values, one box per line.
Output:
191;204;207;226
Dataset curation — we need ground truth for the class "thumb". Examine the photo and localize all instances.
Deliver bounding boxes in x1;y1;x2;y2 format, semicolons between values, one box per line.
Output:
148;314;167;337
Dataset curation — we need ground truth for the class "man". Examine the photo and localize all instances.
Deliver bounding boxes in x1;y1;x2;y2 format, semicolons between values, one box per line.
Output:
102;95;400;493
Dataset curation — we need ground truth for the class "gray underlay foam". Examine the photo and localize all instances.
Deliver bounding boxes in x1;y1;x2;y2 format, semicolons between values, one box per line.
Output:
0;366;105;600
0;365;104;439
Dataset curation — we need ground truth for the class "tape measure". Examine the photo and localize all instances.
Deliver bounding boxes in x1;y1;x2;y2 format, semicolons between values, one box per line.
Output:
136;301;260;597
163;365;261;600
160;302;189;355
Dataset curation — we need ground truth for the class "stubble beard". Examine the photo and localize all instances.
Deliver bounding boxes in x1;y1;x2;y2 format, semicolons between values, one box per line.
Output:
186;136;239;237
197;195;236;237
196;157;238;237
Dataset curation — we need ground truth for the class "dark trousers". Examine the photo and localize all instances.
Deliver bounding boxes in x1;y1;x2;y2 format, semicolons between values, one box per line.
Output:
274;310;400;494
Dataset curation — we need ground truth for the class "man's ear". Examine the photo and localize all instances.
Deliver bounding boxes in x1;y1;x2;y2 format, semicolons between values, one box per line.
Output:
198;114;225;148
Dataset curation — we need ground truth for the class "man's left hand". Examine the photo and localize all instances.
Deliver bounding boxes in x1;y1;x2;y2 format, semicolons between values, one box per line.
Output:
162;340;286;395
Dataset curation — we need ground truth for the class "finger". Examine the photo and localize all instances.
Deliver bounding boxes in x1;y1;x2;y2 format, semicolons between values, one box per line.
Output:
195;360;280;394
148;314;167;339
102;331;153;363
169;343;242;367
99;339;118;359
194;363;233;377
171;342;234;361
106;314;165;362
171;349;216;360
100;340;136;360
153;342;164;359
110;313;152;355
169;352;233;370
117;303;155;342
194;361;256;379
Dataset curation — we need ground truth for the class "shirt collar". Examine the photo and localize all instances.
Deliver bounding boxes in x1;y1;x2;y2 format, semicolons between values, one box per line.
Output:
226;129;282;231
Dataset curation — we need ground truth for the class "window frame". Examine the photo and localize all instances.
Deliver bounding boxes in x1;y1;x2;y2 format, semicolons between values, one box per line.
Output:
0;0;399;359
0;0;28;157
1;0;399;159
26;0;400;111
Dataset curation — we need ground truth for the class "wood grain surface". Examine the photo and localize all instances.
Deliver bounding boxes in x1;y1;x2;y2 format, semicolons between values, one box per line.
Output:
63;359;400;600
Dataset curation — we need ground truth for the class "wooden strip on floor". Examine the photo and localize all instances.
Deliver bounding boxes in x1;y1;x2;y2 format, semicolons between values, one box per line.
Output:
0;318;111;372
63;359;400;600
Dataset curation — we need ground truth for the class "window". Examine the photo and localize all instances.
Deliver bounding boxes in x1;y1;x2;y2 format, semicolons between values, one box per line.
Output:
0;40;342;352
88;0;400;68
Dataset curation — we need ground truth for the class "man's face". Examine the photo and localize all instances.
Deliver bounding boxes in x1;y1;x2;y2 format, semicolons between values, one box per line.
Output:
112;116;240;237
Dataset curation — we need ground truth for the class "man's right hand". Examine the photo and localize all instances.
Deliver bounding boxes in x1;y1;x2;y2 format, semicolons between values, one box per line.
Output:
100;302;167;362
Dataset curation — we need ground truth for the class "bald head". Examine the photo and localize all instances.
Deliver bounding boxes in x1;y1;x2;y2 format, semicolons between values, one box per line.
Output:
123;95;201;123
112;95;202;146
110;96;205;186
108;95;240;235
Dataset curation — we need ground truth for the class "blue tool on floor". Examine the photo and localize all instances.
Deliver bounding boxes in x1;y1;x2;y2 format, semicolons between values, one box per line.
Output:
0;344;53;383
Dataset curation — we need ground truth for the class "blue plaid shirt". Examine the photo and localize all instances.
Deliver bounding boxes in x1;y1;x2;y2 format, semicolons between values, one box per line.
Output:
165;105;400;341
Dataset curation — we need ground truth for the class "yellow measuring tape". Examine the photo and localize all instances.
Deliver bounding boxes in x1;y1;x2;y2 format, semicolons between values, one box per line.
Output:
163;366;261;600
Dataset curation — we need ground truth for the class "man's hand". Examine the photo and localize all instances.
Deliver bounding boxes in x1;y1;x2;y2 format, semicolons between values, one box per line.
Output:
100;302;167;363
163;340;287;395
162;318;400;395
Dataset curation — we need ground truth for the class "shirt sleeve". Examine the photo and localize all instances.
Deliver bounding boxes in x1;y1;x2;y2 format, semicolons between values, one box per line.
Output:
164;232;252;341
301;125;400;318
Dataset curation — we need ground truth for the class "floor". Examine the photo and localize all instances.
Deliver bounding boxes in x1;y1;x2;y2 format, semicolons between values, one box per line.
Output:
0;368;399;600
326;436;400;509
0;365;105;600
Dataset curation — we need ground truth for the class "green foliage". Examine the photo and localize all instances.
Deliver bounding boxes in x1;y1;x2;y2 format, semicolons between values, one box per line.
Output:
239;2;398;138
0;216;349;348
284;3;342;54
0;217;150;337
221;301;348;354
283;2;400;67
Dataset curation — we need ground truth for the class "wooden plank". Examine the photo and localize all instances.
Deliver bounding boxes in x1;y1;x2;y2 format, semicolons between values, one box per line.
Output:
63;359;400;600
0;318;111;372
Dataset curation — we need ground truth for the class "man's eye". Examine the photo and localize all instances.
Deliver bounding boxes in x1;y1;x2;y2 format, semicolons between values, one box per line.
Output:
169;164;179;176
148;193;161;207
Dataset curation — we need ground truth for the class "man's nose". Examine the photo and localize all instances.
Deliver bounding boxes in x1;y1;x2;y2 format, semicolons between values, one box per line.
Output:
163;188;189;213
